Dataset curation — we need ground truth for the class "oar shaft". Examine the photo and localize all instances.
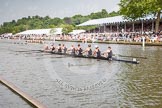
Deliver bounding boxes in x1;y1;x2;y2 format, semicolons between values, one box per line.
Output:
114;54;147;59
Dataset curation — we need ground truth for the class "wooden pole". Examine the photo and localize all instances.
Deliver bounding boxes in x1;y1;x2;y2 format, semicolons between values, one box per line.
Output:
110;24;112;32
104;24;106;33
0;76;47;108
132;23;135;32
117;23;119;33
124;23;126;32
152;20;154;32
142;36;145;47
142;20;144;34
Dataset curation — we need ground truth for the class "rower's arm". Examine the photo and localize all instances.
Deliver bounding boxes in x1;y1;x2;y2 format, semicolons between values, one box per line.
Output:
102;51;106;54
93;50;96;55
67;48;71;51
82;48;88;53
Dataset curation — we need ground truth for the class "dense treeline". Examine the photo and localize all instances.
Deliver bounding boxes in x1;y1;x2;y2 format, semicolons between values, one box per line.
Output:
0;9;119;35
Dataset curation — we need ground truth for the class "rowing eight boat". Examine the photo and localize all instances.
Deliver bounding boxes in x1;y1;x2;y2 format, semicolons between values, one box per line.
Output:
39;50;140;64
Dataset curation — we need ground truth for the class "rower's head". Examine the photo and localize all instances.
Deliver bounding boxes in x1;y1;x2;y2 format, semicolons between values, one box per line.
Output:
95;45;99;49
62;44;65;46
108;46;111;49
88;44;91;47
78;44;80;47
59;44;61;46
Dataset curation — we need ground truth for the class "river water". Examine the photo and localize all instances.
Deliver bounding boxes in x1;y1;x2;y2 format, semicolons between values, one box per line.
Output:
0;39;162;108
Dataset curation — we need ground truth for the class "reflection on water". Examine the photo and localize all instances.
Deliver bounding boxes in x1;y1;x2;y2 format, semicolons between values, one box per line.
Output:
0;39;162;108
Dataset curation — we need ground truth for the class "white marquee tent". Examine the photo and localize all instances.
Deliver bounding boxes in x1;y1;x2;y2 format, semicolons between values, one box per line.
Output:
16;28;62;35
77;15;156;26
69;30;86;35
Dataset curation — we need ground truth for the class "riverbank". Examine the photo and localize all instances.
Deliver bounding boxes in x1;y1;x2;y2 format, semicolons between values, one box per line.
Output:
56;40;162;46
1;39;162;46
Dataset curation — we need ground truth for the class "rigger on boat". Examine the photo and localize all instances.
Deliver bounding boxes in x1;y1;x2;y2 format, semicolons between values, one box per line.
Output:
42;43;140;64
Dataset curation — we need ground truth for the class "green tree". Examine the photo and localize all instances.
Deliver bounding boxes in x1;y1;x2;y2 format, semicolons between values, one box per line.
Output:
0;9;120;35
88;9;109;19
63;17;72;24
61;24;74;34
100;9;109;18
119;0;162;32
71;14;83;25
49;25;56;28
49;17;63;26
108;11;119;17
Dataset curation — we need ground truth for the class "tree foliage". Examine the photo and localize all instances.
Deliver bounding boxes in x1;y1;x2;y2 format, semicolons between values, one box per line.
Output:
0;9;119;34
119;0;162;32
61;24;74;34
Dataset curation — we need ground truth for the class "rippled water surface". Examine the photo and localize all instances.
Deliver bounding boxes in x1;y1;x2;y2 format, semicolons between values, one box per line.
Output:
0;39;162;108
0;84;33;108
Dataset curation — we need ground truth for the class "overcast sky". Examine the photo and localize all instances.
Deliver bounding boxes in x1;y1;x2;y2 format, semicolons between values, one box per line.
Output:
0;0;120;24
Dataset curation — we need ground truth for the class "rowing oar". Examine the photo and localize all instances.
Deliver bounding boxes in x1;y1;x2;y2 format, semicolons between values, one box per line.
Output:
113;54;147;59
14;50;43;53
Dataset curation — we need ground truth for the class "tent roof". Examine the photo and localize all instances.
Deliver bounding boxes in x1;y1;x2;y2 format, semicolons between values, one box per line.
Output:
77;15;156;26
16;28;62;35
69;29;86;35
